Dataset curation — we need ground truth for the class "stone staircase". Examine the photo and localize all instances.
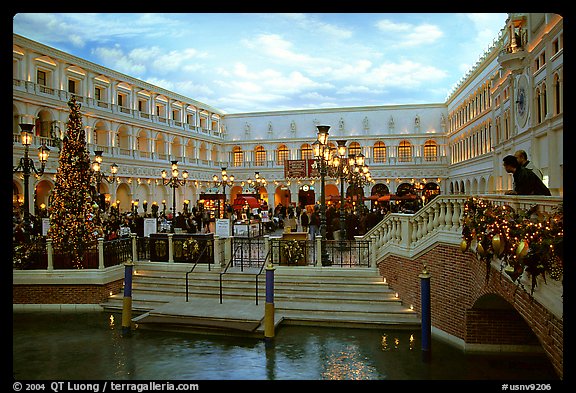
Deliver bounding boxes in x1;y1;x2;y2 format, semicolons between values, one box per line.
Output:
100;261;420;330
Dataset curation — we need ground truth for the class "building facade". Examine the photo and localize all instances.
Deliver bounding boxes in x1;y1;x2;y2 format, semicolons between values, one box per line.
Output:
12;13;563;217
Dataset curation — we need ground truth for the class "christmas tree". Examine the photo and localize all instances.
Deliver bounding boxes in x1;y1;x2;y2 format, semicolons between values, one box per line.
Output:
47;96;97;268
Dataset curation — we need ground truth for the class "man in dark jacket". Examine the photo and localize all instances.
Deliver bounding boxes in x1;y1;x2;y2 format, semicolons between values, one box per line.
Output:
503;155;551;196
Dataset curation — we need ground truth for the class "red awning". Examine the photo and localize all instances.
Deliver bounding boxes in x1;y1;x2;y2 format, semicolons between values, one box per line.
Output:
233;196;261;210
378;194;417;202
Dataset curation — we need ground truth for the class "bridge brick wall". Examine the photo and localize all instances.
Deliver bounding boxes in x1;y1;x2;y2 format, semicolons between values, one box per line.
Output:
377;243;563;379
13;280;123;304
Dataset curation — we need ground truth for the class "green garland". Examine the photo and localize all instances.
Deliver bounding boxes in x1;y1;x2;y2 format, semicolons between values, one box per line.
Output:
461;197;563;294
182;237;200;261
282;240;305;265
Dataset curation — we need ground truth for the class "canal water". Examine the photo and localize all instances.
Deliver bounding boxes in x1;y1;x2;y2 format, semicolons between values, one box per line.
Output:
13;311;558;381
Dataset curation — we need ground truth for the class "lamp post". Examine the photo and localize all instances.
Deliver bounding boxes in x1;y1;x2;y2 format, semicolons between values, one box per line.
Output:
213;167;234;218
92;150;118;209
347;152;372;214
246;171;267;195
161;160;188;232
312;125;332;266
330;139;348;240
13;122;50;242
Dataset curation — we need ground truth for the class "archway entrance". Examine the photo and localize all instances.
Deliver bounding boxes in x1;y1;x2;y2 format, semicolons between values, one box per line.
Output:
298;184;315;208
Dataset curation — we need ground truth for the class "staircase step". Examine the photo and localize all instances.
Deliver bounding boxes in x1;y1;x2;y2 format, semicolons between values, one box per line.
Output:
101;261;420;328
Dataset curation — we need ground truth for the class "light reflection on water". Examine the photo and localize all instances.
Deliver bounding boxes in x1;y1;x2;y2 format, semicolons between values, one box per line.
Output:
12;311;558;380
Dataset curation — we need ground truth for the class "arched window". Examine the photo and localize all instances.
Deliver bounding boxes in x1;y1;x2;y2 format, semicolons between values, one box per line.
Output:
232;146;243;167
554;73;562;115
348;142;361;157
276;144;289;164
398;140;412;162
300;143;313;160
423;140;438;161
536;87;543;123
254;145;266;166
373;142;386;163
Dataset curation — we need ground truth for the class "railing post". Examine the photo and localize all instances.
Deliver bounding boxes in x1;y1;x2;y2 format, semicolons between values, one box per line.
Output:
168;233;174;263
213;235;221;268
369;235;377;268
400;215;411;250
315;235;322;267
131;233;137;264
46;238;53;270
98;237;105;269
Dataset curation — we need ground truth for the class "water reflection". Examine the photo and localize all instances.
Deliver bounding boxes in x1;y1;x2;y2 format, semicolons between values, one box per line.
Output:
13;312;558;380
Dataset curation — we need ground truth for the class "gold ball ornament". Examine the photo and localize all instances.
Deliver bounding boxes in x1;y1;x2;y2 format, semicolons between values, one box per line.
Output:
477;241;486;257
460;239;469;253
515;240;529;258
492;234;505;256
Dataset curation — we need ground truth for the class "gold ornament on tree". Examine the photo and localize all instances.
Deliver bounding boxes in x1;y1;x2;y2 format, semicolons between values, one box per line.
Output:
492;234;505;256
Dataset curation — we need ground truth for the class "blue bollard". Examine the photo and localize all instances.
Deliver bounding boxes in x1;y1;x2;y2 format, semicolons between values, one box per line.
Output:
264;264;275;344
121;260;135;337
419;264;431;361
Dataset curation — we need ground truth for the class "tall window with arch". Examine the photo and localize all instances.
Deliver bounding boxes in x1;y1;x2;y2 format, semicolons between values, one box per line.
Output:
373;141;386;163
398;140;412;162
423;140;438;161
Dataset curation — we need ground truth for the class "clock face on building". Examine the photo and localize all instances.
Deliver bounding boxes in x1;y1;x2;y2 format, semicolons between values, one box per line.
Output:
516;75;529;127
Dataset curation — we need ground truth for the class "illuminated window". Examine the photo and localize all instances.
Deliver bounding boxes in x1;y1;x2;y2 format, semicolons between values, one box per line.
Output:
276;144;289;164
233;146;243;167
300;143;313;160
348;142;361;157
255;145;266;166
398;141;412;162
423;140;438;161
373;142;386;163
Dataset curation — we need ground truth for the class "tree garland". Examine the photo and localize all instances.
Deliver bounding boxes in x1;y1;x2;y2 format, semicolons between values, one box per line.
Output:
461;197;563;295
182;237;200;261
282;240;305;265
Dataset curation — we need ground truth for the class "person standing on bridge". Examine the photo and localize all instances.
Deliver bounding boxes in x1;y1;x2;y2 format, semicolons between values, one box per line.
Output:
503;155;551;196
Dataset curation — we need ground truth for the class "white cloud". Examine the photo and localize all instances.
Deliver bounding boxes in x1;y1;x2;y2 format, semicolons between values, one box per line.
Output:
91;46;146;75
241;34;314;65
375;18;443;46
278;13;353;39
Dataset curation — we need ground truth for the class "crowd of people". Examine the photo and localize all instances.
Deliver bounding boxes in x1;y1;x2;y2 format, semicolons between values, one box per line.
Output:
274;202;388;240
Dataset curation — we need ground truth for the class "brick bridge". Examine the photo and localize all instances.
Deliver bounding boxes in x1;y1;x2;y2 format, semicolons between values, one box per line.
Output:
365;194;563;379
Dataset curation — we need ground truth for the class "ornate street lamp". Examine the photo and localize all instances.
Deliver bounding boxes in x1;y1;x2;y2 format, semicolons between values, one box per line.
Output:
246;171;267;194
161;160;188;232
92;150;119;209
312;124;332;266
329;139;349;240
213;167;234;218
13;122;50;242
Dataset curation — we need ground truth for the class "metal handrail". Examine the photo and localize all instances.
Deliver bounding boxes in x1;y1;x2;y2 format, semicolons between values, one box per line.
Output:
218;253;235;304
184;244;210;302
254;250;271;305
219;247;270;305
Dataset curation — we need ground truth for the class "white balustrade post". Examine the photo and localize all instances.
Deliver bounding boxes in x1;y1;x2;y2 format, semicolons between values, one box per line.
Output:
98;237;105;269
46;238;53;270
370;235;377;268
445;200;453;230
131;233;137;264
438;200;446;231
213;235;221;268
168;233;174;263
452;200;461;230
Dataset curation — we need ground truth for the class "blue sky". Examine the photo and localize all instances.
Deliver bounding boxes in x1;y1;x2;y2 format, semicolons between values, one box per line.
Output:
13;13;508;114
